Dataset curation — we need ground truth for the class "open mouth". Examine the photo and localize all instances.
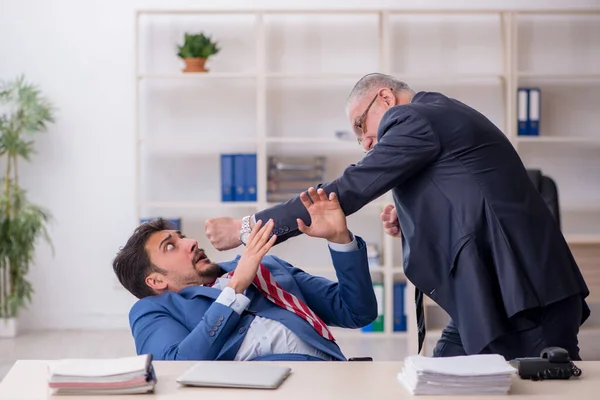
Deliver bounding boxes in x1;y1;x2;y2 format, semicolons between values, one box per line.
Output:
193;249;209;266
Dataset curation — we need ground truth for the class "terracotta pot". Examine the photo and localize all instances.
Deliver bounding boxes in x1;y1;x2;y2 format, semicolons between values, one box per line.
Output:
183;58;208;73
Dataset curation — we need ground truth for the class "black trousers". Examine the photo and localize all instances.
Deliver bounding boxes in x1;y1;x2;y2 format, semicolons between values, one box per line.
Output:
432;295;583;360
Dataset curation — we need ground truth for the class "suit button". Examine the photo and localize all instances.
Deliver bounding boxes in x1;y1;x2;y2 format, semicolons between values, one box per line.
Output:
283;226;289;233
217;316;224;322
239;327;246;334
216;320;222;327
209;331;215;337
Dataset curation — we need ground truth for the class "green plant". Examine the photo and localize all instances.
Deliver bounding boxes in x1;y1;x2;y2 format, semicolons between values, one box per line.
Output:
177;32;220;59
0;75;54;320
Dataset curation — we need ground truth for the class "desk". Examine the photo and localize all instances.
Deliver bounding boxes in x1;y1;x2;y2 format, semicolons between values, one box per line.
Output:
1;360;598;399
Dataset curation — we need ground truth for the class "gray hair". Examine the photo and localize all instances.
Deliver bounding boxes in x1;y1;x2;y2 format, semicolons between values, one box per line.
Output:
346;73;415;114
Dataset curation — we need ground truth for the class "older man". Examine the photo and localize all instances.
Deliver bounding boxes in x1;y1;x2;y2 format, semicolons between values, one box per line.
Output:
205;73;590;361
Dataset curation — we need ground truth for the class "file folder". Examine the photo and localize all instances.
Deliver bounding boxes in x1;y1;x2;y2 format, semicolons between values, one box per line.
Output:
528;88;540;136
233;154;246;201
393;282;407;332
244;154;257;201
362;282;384;332
220;154;234;202
517;88;528;136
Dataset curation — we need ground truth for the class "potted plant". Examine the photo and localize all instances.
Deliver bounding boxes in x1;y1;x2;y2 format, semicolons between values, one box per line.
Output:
177;32;220;73
0;75;54;337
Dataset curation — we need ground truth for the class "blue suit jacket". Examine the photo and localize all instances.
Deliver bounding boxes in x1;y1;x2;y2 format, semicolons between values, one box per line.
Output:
254;91;590;355
129;236;377;361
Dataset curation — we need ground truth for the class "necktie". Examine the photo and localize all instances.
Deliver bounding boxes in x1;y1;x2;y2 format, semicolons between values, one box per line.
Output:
215;264;335;341
416;288;425;354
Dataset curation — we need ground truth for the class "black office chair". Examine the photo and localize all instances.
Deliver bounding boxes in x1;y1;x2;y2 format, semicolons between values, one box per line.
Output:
526;169;561;229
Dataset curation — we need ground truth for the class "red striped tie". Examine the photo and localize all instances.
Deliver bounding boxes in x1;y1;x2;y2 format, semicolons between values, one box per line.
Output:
217;265;335;341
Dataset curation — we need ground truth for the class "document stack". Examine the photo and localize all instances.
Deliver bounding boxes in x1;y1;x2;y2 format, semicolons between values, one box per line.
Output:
397;354;517;396
47;354;157;395
267;156;326;202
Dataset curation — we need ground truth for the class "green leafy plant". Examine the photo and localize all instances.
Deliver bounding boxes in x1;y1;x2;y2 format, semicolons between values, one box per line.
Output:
0;75;54;320
177;32;220;59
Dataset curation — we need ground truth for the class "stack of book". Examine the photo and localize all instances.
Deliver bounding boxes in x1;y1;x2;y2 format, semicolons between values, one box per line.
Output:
397;354;516;395
267;156;326;203
47;354;157;395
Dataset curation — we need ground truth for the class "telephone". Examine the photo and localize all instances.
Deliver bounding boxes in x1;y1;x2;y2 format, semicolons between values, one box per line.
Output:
509;347;582;381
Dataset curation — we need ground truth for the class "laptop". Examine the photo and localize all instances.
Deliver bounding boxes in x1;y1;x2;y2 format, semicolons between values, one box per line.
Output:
176;362;292;389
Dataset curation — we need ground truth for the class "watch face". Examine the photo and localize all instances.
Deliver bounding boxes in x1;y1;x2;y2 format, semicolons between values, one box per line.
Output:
241;231;251;244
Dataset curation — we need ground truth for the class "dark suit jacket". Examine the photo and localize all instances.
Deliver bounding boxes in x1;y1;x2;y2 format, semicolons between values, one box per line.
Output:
129;236;377;361
255;91;590;354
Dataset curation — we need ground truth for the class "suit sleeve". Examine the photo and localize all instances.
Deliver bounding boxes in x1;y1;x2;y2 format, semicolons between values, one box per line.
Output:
272;236;378;329
129;298;241;361
254;107;440;244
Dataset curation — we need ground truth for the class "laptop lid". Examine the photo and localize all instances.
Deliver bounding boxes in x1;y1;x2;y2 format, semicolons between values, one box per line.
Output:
176;362;292;389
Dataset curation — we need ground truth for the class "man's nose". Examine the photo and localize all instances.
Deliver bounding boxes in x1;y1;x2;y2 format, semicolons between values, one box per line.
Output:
362;138;372;152
183;238;198;253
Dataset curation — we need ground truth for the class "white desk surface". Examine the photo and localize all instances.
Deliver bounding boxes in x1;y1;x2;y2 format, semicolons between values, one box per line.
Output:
1;360;599;399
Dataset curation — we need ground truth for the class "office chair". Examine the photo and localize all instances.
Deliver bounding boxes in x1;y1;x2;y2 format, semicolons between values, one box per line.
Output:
526;169;561;229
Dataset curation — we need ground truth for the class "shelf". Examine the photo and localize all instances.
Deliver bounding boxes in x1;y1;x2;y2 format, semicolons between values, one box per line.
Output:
266;72;369;79
139;137;258;154
390;73;505;83
518;73;600;80
266;137;364;156
516;136;600;145
140;201;259;209
329;327;408;339
138;73;256;80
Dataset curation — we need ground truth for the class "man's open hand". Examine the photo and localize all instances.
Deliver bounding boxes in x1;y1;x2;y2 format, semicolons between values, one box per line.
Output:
205;217;242;251
297;187;350;244
228;219;277;294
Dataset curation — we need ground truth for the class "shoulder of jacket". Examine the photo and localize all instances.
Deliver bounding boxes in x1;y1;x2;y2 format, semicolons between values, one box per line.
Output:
129;293;171;317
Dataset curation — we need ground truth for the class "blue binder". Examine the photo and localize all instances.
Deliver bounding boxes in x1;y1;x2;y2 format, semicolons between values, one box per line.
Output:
244;154;257;201
233;154;246;201
517;88;529;136
393;282;407;332
220;154;234;202
528;88;540;136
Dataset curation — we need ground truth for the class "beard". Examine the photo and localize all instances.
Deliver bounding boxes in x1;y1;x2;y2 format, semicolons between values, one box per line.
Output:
195;262;223;282
177;261;223;287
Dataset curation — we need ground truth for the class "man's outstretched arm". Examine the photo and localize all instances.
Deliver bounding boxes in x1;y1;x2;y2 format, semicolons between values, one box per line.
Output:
269;234;378;328
205;107;439;250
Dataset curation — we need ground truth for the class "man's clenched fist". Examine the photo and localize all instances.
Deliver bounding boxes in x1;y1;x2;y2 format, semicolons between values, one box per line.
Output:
204;217;243;251
380;204;401;238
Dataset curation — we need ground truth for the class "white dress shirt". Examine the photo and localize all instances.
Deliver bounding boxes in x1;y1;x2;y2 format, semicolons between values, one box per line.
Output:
212;233;358;361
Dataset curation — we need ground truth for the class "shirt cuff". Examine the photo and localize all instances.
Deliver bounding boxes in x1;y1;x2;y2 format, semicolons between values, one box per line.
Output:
328;231;358;252
215;286;251;315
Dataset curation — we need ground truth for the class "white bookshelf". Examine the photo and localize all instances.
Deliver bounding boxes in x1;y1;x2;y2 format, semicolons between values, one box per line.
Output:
134;7;600;356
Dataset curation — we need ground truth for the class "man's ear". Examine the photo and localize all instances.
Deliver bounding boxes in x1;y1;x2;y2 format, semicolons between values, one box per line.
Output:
145;272;168;292
378;87;397;109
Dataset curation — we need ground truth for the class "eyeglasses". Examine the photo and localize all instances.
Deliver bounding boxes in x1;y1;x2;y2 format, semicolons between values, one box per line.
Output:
355;93;378;145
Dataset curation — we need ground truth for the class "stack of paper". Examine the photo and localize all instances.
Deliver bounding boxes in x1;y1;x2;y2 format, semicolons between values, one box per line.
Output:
47;354;157;395
397;354;517;395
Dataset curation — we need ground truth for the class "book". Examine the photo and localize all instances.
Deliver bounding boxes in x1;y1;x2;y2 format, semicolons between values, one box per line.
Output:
47;354;157;395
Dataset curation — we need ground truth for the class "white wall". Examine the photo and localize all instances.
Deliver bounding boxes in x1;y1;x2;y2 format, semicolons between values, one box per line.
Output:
0;0;598;331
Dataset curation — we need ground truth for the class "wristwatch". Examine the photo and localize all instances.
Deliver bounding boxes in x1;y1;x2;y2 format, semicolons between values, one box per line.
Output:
240;215;252;246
